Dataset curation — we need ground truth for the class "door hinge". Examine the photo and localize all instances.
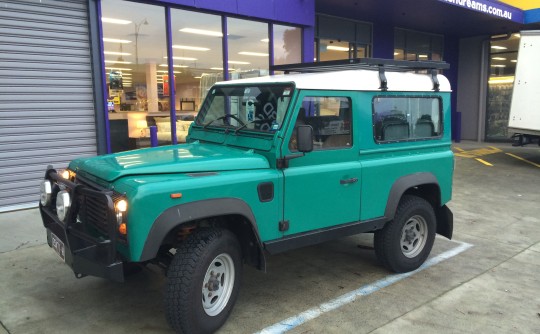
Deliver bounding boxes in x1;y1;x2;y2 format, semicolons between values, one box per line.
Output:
278;220;289;232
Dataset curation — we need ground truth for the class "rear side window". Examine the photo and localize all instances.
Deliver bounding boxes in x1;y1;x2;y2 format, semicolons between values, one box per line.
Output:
373;96;442;142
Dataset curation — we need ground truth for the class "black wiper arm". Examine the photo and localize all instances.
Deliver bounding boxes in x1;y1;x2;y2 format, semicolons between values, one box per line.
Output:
204;114;246;129
234;118;270;134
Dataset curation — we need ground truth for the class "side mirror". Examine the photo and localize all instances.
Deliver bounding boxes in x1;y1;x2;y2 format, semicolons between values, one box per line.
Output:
296;125;313;153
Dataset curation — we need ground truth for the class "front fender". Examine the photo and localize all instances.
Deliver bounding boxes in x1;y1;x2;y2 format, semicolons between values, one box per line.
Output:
138;198;263;263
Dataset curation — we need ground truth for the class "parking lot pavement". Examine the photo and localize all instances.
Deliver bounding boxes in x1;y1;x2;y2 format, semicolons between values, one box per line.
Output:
0;141;539;334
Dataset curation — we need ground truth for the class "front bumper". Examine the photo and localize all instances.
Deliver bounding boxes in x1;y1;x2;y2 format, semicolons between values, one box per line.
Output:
39;168;125;282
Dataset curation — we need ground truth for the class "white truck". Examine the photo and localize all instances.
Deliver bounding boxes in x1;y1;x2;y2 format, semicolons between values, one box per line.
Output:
508;30;540;146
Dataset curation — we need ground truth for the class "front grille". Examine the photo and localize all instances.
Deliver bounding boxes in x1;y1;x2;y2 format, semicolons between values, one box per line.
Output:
74;176;123;234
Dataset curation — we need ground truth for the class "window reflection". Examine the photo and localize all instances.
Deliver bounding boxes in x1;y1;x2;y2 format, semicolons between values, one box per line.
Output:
394;28;443;61
227;18;269;79
273;24;301;66
316;15;371;61
101;0;167;151
170;9;222;143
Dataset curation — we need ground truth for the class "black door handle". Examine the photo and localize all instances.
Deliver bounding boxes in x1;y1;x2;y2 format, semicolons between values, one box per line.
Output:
340;177;358;185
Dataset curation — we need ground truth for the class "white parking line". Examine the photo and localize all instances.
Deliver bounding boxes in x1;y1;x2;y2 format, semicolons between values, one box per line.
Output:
255;240;473;334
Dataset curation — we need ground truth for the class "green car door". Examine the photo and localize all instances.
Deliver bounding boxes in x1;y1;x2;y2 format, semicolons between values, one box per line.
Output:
281;92;362;235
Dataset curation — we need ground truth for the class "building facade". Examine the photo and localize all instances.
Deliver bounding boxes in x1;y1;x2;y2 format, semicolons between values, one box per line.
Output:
1;0;539;211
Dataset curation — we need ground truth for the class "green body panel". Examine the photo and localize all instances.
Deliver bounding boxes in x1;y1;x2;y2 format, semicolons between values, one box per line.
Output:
69;142;270;182
66;87;453;262
112;168;283;261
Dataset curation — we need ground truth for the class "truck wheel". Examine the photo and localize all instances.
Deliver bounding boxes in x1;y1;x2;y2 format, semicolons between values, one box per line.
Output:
374;195;436;273
165;228;242;334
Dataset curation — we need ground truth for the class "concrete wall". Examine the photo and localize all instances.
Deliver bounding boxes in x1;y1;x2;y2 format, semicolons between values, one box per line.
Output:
456;36;488;141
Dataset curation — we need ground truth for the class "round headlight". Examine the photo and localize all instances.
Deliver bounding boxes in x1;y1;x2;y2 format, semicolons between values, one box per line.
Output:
116;199;128;212
56;190;71;221
40;180;52;206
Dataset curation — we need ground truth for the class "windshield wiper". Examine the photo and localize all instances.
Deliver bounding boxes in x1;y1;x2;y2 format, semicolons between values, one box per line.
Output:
233;118;272;134
203;114;245;129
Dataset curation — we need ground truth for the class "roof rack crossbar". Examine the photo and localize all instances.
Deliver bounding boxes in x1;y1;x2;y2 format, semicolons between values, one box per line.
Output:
271;58;449;91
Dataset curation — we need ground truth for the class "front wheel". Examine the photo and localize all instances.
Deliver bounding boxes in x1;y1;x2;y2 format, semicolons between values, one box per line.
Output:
165;228;242;334
374;195;436;273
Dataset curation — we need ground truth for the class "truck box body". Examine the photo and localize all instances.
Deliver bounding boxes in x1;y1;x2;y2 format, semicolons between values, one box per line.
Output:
508;30;540;140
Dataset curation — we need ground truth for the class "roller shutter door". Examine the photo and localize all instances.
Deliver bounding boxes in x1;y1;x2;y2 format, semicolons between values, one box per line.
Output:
0;0;97;212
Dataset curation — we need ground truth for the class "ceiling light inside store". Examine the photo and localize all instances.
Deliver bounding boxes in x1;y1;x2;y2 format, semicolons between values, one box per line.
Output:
393;52;400;56
194;76;202;79
261;38;269;43
491;64;506;67
488;76;514;84
491;45;507;50
513;33;520;38
418;54;428;58
173;45;210;51
511;60;517;63
179;28;223;37
492;57;507;60
102;17;132;25
164;56;198;61
228;60;251;65
157;70;181;73
103;38;132;44
105;67;132;71
159;64;188;68
238;51;269;57
104;51;132;56
104;60;132;64
326;46;349;52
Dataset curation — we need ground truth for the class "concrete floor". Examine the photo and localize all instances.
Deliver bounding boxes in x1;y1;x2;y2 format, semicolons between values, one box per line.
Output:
0;141;539;334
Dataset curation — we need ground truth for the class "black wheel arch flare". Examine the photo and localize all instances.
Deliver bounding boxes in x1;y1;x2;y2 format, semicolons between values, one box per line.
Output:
139;198;266;270
384;172;453;239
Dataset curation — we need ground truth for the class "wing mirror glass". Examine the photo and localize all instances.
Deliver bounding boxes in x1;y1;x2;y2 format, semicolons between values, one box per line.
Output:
296;125;313;153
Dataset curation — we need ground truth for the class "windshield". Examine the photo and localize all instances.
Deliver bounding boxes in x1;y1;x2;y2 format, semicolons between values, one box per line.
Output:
196;84;294;133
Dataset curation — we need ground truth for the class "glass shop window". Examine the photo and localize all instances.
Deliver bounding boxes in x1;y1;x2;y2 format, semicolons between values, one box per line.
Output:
273;24;302;66
101;0;168;151
227;18;269;80
394;28;443;61
315;15;372;62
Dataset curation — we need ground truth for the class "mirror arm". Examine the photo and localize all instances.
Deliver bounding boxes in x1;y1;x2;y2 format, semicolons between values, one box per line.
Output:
276;153;305;169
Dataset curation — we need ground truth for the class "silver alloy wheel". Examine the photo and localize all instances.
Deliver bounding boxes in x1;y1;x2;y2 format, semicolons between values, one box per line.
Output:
202;253;235;316
400;215;428;258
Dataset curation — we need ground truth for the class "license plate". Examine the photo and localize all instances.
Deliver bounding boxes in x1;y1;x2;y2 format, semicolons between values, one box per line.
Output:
51;232;66;262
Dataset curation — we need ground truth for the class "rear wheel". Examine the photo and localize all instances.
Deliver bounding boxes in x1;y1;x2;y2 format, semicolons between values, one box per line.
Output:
165;228;242;334
374;195;436;273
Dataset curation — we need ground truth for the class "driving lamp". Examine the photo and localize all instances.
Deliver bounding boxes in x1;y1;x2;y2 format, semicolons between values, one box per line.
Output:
40;180;52;206
56;190;71;222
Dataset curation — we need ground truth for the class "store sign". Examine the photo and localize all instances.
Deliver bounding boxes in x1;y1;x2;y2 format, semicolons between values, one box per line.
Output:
438;0;523;23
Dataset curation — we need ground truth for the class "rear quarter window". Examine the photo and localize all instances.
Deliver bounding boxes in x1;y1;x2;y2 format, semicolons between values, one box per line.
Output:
372;96;442;143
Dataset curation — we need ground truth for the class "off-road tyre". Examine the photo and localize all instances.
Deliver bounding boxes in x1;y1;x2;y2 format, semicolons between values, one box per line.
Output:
374;195;436;273
165;228;242;334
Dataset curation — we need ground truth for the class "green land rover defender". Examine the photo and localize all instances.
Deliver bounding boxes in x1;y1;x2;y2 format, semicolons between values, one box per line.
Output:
39;59;454;333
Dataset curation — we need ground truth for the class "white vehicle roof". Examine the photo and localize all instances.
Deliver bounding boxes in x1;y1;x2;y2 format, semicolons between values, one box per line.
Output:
217;69;451;92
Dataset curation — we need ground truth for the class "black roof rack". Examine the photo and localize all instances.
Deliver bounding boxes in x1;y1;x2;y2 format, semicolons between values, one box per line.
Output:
270;58;450;92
